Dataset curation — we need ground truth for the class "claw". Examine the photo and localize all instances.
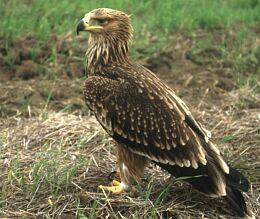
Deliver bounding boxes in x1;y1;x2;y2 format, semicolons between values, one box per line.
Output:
108;170;120;181
98;179;127;194
112;179;121;186
98;184;124;194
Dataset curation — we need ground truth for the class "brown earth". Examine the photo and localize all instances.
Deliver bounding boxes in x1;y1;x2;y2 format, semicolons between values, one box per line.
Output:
0;30;259;117
0;29;259;218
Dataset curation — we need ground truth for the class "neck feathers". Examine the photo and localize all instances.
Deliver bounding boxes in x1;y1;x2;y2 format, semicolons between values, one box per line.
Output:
87;35;130;75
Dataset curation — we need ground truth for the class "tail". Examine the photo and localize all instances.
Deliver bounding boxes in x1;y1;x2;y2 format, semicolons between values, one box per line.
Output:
225;186;253;218
156;161;254;218
225;166;254;218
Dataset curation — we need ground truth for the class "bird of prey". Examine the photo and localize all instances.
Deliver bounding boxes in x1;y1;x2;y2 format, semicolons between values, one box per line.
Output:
77;8;253;218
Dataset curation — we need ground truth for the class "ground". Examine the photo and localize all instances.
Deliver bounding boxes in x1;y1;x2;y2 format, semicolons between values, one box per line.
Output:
0;1;260;218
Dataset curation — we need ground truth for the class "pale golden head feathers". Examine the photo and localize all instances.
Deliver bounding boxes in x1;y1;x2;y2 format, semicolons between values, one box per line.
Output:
77;8;133;43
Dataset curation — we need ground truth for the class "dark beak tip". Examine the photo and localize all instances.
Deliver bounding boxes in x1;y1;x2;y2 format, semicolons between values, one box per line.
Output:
76;20;85;35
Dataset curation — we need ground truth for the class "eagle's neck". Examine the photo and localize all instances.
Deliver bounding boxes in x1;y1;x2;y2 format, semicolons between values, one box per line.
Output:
87;35;130;76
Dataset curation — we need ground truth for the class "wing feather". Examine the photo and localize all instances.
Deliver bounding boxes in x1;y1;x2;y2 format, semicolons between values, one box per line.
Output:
84;66;229;173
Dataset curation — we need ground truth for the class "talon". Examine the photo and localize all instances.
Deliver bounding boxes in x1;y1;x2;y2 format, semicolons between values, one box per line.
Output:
98;179;128;194
108;170;120;181
98;184;124;194
112;179;121;186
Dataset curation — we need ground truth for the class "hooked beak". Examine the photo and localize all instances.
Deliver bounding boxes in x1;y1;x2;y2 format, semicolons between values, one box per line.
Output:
76;20;86;35
76;14;103;35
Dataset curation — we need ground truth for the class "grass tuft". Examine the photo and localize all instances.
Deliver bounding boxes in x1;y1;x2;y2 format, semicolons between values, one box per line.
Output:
0;0;259;218
0;100;259;218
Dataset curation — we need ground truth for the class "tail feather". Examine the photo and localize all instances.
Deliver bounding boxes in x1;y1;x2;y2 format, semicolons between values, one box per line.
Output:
156;160;253;218
226;166;249;192
226;186;254;218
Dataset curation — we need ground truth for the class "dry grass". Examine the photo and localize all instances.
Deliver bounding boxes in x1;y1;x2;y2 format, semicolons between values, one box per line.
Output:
0;23;259;219
0;86;259;218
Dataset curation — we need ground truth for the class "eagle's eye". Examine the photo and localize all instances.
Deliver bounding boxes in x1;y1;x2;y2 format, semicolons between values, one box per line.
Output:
92;18;108;26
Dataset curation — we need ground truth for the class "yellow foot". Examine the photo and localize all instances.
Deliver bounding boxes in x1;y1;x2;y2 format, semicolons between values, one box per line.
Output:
98;180;127;194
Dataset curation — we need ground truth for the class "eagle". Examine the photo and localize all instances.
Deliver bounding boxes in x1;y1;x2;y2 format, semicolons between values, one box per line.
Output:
77;8;253;218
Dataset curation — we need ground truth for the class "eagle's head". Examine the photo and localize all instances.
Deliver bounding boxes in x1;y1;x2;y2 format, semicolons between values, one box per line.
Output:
77;8;132;43
77;8;133;72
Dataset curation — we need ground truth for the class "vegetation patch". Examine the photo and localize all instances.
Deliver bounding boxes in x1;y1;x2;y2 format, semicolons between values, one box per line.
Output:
0;0;259;218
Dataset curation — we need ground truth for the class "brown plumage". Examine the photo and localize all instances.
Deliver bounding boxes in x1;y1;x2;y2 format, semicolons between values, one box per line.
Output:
77;8;253;218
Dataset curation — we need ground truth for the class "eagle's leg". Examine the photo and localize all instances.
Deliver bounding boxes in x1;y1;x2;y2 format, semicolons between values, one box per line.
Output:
98;180;127;194
98;143;148;194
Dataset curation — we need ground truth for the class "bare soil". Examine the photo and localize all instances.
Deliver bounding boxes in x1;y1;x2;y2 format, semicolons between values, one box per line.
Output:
0;29;259;218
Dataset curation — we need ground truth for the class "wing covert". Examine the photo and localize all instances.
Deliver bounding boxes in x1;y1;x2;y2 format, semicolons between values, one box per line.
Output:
84;69;227;172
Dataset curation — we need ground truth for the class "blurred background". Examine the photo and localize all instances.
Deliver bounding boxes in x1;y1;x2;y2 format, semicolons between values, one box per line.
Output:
0;0;259;115
0;0;259;218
